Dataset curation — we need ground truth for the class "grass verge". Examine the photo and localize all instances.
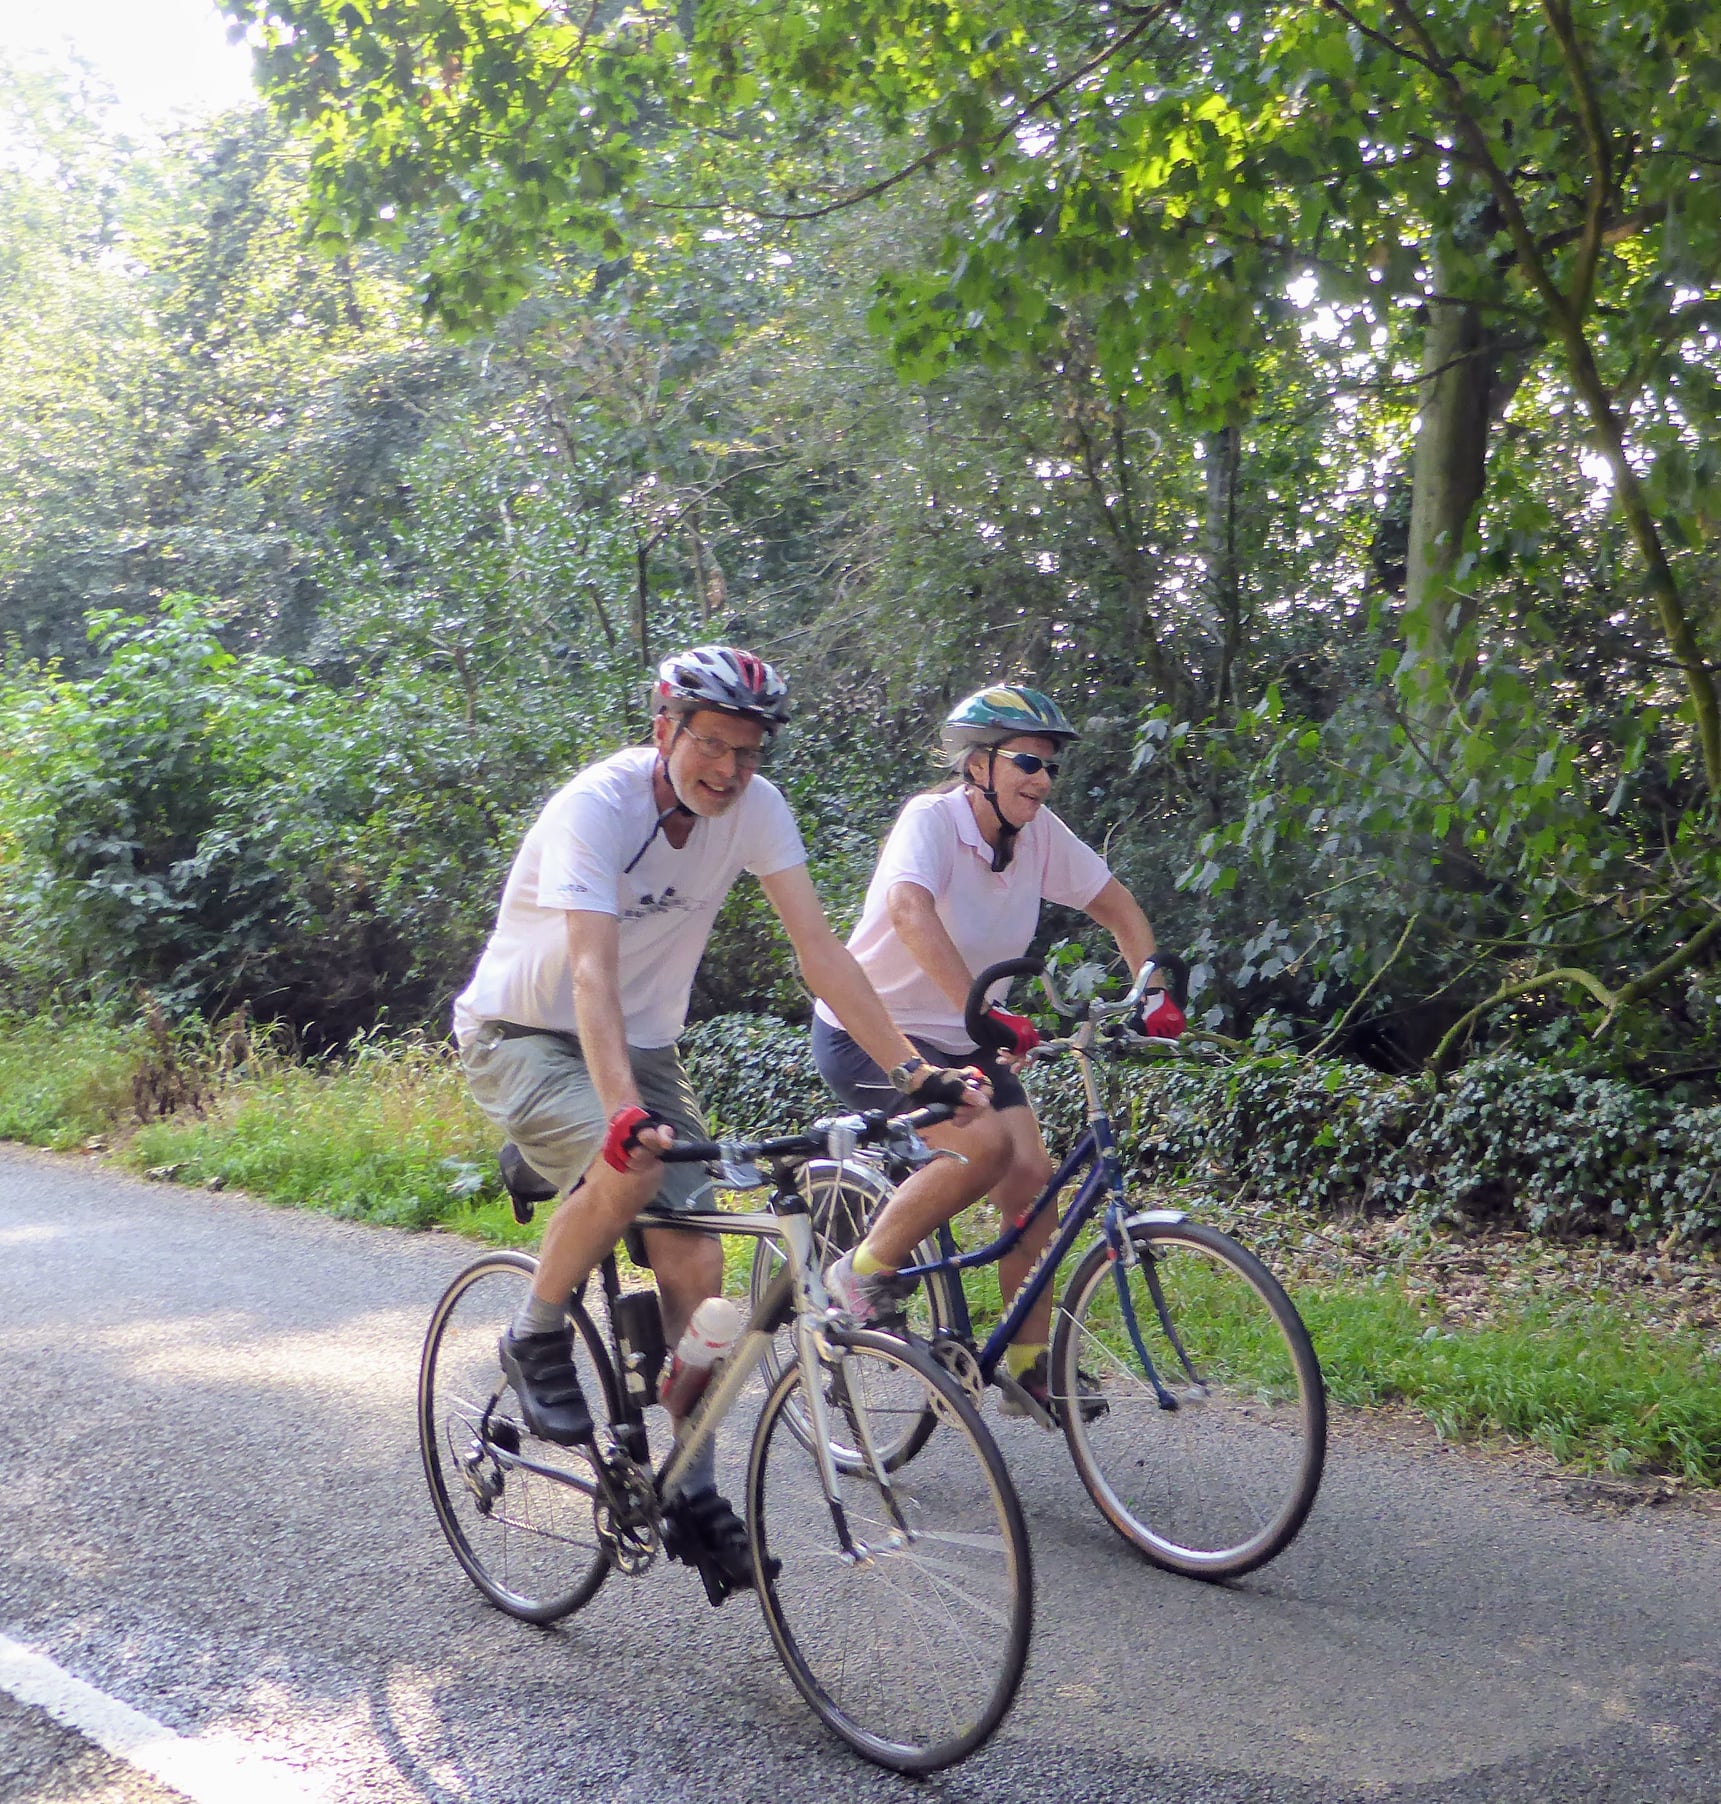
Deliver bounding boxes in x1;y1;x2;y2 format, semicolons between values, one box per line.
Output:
0;1010;144;1148
0;1008;1714;1486
121;1035;539;1243
1303;1283;1720;1485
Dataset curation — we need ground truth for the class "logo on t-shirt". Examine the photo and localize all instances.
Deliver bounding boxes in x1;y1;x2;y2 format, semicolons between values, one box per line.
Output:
621;884;701;923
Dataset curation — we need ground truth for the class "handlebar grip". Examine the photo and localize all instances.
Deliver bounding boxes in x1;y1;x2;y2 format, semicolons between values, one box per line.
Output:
964;957;1048;1049
1149;953;1191;1010
900;1102;954;1132
655;1139;723;1164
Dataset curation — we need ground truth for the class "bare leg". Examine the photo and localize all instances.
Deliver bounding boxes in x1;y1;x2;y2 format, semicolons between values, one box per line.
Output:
529;1161;662;1305
858;1113;1012;1267
639;1224;724;1349
989;1111;1059;1346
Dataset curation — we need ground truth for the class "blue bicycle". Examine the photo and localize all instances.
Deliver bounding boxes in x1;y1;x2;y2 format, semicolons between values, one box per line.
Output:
752;954;1327;1581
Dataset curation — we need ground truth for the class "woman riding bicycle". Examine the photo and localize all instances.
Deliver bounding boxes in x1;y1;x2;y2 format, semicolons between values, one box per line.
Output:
815;684;1186;1416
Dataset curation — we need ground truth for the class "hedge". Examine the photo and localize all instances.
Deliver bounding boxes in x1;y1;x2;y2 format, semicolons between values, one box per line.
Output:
681;1017;1721;1245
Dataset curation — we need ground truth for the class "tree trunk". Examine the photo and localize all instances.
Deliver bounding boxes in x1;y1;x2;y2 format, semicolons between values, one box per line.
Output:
1403;256;1495;702
1205;422;1243;713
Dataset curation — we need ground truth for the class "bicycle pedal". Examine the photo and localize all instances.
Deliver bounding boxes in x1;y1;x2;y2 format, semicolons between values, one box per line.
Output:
993;1371;1058;1431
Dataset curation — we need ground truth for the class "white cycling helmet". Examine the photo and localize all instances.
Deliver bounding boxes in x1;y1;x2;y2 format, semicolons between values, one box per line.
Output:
652;645;790;731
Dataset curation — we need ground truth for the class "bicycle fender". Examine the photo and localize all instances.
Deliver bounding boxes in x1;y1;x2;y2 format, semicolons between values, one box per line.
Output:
1123;1209;1188;1229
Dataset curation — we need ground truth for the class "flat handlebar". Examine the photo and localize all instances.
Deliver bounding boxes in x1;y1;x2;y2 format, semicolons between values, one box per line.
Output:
654;1102;954;1168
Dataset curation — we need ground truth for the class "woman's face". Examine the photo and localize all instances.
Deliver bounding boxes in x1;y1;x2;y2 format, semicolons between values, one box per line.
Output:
969;733;1061;829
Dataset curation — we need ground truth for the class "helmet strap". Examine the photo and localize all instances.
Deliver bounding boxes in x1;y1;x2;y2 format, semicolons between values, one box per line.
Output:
624;727;697;875
969;749;1018;873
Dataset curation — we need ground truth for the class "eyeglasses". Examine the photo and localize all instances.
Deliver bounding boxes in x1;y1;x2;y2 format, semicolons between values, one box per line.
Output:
997;750;1060;779
676;725;769;770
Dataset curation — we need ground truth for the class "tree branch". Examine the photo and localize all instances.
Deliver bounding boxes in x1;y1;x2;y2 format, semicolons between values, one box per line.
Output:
1430;966;1617;1073
1310;911;1423;1059
1539;0;1613;316
1609;912;1721;1019
645;4;1173;223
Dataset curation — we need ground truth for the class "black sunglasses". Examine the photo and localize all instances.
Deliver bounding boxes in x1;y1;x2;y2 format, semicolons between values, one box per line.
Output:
997;750;1061;778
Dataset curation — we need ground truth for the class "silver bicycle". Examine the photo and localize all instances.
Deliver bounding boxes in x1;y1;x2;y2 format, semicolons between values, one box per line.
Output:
418;1105;1033;1774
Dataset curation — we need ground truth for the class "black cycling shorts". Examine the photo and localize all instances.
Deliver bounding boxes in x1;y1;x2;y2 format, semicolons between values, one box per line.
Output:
810;1013;1030;1117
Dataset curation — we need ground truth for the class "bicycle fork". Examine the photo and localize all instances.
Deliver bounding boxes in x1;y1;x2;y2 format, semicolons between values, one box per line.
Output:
1102;1200;1205;1412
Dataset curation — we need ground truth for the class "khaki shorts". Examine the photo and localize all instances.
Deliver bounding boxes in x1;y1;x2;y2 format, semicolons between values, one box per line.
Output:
460;1023;715;1214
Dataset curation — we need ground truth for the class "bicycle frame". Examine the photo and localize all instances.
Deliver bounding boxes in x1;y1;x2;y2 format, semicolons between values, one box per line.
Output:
891;1024;1185;1407
595;1189;900;1554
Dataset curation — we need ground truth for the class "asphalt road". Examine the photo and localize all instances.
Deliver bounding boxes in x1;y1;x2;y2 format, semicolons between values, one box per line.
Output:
1;1147;1716;1804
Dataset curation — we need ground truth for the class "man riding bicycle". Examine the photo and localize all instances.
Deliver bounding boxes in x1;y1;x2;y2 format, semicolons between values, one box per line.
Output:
452;646;988;1596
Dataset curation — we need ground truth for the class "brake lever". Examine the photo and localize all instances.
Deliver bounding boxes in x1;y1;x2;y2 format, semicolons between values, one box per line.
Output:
713;1154;767;1189
885;1121;967;1170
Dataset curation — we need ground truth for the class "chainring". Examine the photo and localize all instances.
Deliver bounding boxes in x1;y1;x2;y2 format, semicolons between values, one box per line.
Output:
592;1451;660;1576
930;1333;986;1412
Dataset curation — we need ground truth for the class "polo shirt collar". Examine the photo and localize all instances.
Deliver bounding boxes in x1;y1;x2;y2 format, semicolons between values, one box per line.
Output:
947;787;1002;864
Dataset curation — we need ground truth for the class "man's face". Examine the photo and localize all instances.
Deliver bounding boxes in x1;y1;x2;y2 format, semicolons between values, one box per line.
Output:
655;708;767;817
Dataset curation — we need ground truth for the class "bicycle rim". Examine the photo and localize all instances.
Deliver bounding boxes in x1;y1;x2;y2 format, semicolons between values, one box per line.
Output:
747;1329;1031;1773
418;1252;615;1621
1054;1220;1326;1579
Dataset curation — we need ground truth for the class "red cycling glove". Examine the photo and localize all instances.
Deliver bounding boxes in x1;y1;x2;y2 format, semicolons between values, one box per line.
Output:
602;1105;669;1172
983;1006;1040;1058
1134;990;1188;1040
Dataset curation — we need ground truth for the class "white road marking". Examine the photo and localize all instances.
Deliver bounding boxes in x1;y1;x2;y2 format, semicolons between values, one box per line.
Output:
0;1633;322;1804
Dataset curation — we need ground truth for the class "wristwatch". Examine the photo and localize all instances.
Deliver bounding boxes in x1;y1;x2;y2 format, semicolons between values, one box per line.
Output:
887;1054;930;1094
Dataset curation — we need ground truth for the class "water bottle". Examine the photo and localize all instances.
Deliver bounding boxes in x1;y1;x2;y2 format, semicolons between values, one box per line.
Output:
658;1295;744;1417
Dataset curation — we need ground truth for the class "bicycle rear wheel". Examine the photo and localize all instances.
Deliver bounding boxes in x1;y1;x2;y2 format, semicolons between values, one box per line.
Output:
418;1251;618;1622
1052;1219;1326;1580
747;1159;957;1468
747;1328;1031;1773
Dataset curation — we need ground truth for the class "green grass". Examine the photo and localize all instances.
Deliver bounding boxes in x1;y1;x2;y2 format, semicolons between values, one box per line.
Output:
1302;1282;1721;1486
121;1037;538;1240
0;1010;143;1148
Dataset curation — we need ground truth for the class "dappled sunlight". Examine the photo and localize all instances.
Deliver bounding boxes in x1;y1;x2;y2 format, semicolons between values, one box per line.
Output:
0;1222;68;1246
88;1309;428;1402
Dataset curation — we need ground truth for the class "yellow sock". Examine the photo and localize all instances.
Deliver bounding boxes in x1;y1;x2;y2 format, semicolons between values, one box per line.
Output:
1005;1342;1047;1379
852;1241;892;1277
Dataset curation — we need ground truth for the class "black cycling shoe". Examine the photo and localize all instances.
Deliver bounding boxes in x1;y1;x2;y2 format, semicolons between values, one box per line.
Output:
663;1486;780;1606
498;1328;593;1445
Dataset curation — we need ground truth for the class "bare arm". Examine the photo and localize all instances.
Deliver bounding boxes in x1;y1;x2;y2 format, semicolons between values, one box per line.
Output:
564;910;643;1116
1083;876;1159;980
887;880;977;1014
758;866;927;1075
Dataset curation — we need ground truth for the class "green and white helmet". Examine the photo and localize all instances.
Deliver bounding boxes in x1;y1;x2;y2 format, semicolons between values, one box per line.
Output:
940;684;1079;757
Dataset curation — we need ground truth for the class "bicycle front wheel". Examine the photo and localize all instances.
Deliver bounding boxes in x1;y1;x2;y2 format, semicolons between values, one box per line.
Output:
418;1251;617;1622
1053;1219;1326;1580
748;1158;957;1468
747;1329;1031;1773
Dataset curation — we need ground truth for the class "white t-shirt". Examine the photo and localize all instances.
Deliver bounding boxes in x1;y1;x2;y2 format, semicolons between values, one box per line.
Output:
453;746;806;1049
815;788;1111;1049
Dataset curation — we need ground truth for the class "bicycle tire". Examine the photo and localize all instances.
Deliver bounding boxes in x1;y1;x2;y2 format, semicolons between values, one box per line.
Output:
418;1251;619;1622
747;1158;958;1468
1052;1218;1326;1580
746;1327;1032;1773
